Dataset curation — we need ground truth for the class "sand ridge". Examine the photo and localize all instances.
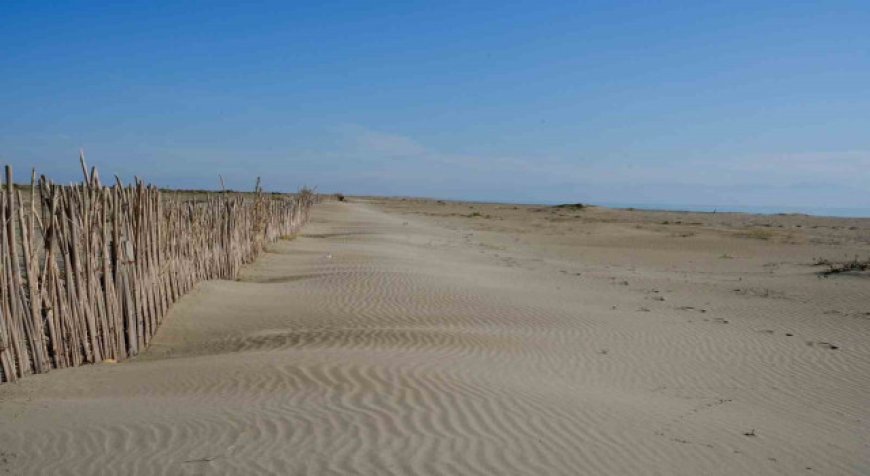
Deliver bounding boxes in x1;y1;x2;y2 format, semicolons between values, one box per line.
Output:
0;200;868;475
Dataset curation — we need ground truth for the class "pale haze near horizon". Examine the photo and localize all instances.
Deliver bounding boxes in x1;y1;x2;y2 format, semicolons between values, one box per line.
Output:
1;1;868;215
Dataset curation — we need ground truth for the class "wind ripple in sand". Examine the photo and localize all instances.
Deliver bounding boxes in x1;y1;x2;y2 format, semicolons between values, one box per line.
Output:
1;202;868;475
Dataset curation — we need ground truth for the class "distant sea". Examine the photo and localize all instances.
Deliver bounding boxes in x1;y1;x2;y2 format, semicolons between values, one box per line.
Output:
394;195;870;219
587;202;870;218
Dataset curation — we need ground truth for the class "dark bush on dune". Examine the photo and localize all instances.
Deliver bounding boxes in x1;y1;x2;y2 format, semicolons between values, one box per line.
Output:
816;257;870;276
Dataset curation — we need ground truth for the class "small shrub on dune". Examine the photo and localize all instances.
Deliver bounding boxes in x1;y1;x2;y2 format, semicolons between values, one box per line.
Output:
817;256;870;276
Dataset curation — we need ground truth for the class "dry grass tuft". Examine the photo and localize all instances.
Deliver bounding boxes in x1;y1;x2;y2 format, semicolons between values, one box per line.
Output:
817;257;870;276
736;228;776;240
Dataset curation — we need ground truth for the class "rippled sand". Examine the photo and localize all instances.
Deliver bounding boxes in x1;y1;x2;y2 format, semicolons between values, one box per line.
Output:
1;199;868;475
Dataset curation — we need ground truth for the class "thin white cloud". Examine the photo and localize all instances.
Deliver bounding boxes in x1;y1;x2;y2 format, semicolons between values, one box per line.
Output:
341;124;427;158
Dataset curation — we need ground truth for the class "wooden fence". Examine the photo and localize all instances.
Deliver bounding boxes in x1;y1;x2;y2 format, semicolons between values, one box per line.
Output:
0;163;315;383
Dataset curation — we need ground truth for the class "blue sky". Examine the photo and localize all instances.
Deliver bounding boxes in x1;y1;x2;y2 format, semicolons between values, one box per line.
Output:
1;1;868;213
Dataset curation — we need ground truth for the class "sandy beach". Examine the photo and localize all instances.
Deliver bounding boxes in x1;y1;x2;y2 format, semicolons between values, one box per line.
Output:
1;198;868;475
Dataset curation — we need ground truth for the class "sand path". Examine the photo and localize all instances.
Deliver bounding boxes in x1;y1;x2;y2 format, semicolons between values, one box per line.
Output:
1;201;867;475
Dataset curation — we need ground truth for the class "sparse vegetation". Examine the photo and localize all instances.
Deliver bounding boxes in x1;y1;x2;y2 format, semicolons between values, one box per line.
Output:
815;256;870;276
736;228;776;240
811;257;833;266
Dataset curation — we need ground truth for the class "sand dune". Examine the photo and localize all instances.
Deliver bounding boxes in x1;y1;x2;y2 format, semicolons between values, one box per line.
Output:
1;200;868;475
